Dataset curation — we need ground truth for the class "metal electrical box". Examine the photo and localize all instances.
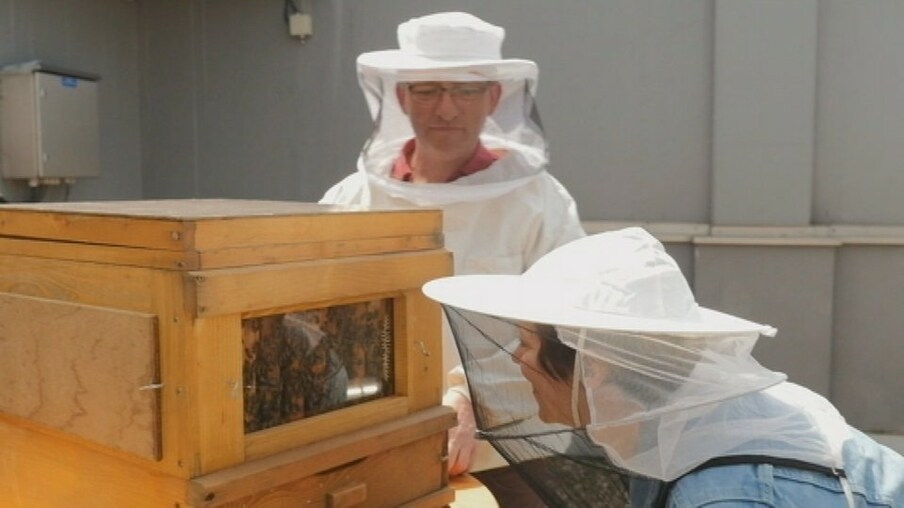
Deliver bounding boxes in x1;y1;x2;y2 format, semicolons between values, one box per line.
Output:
0;61;100;182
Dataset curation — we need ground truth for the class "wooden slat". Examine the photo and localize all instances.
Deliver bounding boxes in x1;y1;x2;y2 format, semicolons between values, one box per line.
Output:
194;316;245;473
0;416;189;507
396;289;445;412
0;253;158;313
196;234;442;270
190;209;442;251
209;435;450;508
244;397;409;461
188;406;455;506
0;198;331;217
0;293;160;460
0;237;195;270
191;250;453;318
0;200;442;253
149;270;198;478
0;208;190;250
0;234;442;271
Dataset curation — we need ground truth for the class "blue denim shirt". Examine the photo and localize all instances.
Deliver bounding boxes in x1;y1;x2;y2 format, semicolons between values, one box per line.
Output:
630;427;904;507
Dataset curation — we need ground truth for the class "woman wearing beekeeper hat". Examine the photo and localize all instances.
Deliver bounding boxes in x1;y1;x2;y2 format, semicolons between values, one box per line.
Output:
424;227;904;507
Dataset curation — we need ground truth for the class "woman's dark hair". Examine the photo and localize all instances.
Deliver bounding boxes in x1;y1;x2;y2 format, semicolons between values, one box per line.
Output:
533;324;576;382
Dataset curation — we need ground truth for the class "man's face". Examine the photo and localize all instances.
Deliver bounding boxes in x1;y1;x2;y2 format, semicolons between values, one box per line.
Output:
396;81;502;157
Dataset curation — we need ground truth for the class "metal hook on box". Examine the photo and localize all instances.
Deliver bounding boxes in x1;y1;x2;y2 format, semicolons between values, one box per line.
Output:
138;383;164;391
417;341;430;357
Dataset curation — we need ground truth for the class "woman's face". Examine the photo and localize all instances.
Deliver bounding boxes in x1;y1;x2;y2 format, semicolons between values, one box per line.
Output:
512;323;582;425
512;322;642;457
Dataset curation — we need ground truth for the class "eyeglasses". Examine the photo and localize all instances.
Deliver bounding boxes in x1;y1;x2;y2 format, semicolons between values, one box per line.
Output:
405;82;491;104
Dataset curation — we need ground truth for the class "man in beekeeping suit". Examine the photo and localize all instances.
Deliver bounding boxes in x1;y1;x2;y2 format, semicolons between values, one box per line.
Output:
320;12;585;504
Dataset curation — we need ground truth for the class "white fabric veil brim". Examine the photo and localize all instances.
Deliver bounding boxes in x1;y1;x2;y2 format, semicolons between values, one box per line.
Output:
354;49;548;207
357;50;537;83
423;274;776;336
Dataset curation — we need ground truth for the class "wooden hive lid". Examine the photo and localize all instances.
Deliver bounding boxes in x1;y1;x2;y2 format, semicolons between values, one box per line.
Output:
0;199;443;270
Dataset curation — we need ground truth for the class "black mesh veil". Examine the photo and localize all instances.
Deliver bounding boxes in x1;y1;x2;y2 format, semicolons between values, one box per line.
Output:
444;305;639;507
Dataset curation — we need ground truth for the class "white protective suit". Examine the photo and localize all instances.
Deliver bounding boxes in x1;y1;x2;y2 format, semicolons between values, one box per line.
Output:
320;12;586;471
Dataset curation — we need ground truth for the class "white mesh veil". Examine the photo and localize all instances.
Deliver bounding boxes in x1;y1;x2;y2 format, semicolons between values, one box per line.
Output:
354;62;549;205
556;325;851;481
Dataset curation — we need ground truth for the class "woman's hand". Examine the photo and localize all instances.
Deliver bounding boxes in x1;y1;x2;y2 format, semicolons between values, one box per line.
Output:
443;388;478;476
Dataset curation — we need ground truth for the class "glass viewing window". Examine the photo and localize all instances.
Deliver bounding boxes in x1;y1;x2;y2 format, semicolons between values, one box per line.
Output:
242;298;395;433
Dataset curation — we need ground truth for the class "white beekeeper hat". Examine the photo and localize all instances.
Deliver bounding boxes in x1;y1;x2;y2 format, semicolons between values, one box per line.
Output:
357;11;537;83
424;227;776;336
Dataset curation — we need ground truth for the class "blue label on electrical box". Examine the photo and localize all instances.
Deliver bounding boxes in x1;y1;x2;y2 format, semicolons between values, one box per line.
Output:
61;76;78;88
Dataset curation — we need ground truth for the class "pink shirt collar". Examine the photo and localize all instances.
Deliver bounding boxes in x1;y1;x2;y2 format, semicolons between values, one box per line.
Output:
391;139;499;182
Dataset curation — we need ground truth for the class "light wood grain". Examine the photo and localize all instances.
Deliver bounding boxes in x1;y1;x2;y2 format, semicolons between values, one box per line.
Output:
0;252;157;313
0;200;442;252
190;209;441;251
0;230;441;271
244;397;409;461
0;416;189;508
189;406;455;506
191;250;452;318
196;234;442;270
0;201;453;504
193;315;246;472
149;269;198;477
0;237;194;270
396;289;445;412
0;292;160;459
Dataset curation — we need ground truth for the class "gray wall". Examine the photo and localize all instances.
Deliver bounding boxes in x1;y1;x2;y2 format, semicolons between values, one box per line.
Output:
0;0;142;202
138;0;717;218
138;0;361;200
2;0;903;435
5;1;904;222
816;2;904;225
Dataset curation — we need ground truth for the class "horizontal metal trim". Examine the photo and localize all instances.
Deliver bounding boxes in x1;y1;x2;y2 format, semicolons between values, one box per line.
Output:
582;221;904;246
